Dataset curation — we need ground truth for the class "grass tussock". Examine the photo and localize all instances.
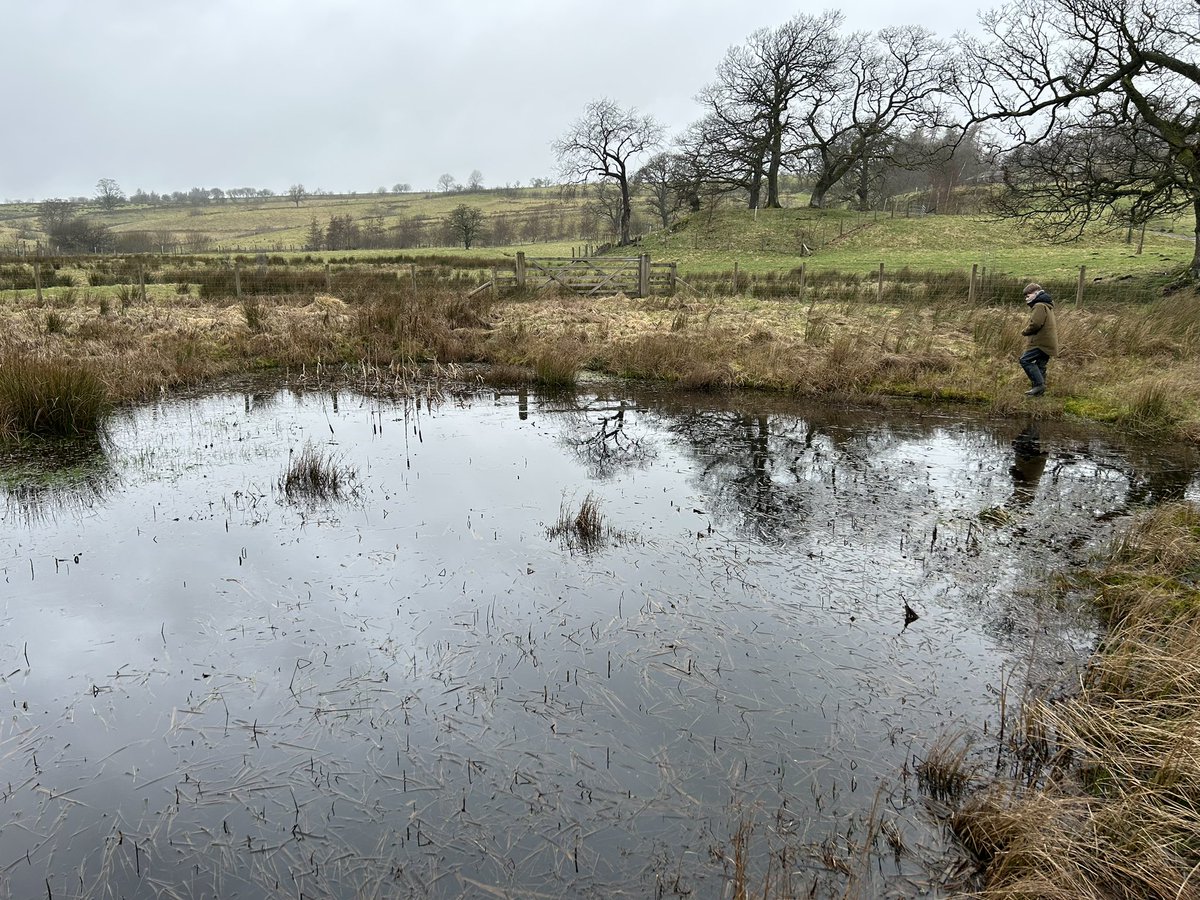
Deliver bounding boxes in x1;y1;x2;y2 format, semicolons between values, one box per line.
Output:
531;342;583;388
241;295;269;332
945;503;1200;898
1120;381;1176;432
0;354;110;440
547;493;614;552
917;732;978;805
278;443;357;502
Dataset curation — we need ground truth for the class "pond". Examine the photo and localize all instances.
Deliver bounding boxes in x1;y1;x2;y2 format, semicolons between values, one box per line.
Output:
1;379;1197;899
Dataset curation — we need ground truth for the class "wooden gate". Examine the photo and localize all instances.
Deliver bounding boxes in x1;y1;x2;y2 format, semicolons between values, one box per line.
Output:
469;252;677;298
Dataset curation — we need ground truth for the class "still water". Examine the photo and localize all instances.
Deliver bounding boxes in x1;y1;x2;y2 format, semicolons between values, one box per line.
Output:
1;379;1196;898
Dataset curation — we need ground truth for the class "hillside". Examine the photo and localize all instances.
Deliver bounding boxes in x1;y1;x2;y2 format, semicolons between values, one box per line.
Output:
0;189;1192;286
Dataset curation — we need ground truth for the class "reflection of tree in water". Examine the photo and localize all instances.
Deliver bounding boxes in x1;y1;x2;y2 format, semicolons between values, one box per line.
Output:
653;407;865;544
0;437;115;526
554;393;657;480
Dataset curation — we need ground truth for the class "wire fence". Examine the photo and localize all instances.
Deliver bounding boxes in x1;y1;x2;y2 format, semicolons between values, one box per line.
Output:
0;251;1166;307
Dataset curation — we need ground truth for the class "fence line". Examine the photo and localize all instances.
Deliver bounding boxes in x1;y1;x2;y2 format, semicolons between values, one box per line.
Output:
0;256;1159;306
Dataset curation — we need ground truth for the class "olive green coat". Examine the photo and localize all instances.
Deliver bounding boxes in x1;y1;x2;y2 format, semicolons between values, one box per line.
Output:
1022;295;1059;357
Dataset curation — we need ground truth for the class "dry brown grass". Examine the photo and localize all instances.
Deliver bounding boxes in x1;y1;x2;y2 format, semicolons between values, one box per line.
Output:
947;503;1200;899
0;281;1198;440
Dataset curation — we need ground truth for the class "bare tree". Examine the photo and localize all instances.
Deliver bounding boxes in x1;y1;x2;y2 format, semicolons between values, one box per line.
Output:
635;152;689;229
553;98;662;245
38;199;77;234
962;0;1200;279
795;26;955;209
582;182;625;242
392;182;411;193
95;178;125;210
697;12;843;208
447;204;485;249
437;173;457;193
467;170;484;191
287;184;307;207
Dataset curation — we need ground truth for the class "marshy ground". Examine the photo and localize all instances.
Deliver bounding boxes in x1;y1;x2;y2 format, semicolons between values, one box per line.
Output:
2;265;1199;896
1;273;1197;443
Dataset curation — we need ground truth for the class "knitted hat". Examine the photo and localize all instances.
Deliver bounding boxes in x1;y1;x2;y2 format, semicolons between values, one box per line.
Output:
1023;283;1042;295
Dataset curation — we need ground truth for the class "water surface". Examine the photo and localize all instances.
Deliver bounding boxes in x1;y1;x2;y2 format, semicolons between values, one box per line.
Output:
1;380;1196;898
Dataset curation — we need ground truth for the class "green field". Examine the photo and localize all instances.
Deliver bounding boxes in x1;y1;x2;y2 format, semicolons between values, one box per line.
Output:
0;188;1191;288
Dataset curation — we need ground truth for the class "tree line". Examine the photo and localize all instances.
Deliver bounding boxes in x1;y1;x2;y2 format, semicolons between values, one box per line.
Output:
553;0;1200;279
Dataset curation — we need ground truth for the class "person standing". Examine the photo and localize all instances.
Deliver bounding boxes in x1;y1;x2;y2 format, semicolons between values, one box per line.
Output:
1019;283;1058;396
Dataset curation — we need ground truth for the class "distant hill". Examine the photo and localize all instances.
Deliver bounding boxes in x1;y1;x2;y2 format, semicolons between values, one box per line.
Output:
0;188;1191;283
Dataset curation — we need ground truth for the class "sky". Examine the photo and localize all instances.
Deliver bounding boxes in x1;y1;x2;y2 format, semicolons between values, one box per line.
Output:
1;1;988;202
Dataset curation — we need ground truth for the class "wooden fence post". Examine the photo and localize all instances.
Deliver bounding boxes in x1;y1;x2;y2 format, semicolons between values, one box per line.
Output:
490;266;498;299
515;252;526;290
668;262;677;292
234;262;242;298
968;263;978;304
410;264;417;294
1076;265;1086;307
138;261;147;302
33;262;42;304
877;262;885;303
324;263;332;293
638;254;650;298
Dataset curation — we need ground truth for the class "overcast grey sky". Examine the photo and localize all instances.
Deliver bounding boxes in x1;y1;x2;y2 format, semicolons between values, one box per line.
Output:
2;1;987;202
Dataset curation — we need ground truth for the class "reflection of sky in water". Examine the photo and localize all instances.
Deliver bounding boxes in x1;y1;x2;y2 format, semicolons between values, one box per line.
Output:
0;385;1196;898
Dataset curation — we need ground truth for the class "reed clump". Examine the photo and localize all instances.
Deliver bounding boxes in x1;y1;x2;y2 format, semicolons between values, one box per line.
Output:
278;443;357;502
547;493;610;552
917;732;978;804
945;502;1200;898
0;354;110;440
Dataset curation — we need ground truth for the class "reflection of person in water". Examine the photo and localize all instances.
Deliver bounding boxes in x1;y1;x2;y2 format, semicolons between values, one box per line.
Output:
1009;423;1048;508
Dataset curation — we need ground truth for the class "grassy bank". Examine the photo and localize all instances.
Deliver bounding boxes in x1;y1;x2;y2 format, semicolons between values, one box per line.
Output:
946;503;1200;897
0;272;1198;442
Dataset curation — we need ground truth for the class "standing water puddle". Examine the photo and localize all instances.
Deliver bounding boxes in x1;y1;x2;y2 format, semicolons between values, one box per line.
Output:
1;380;1197;898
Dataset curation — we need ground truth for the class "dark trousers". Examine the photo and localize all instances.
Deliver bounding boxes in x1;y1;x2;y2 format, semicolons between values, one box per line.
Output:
1019;348;1050;388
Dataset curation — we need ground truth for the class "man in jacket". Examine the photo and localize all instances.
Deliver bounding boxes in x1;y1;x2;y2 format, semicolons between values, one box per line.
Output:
1019;283;1058;396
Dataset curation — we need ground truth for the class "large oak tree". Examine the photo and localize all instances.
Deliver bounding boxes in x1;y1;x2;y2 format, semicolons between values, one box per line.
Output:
553;99;662;246
963;0;1200;279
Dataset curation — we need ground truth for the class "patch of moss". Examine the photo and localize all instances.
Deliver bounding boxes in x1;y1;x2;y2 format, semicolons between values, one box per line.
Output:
1063;397;1122;423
